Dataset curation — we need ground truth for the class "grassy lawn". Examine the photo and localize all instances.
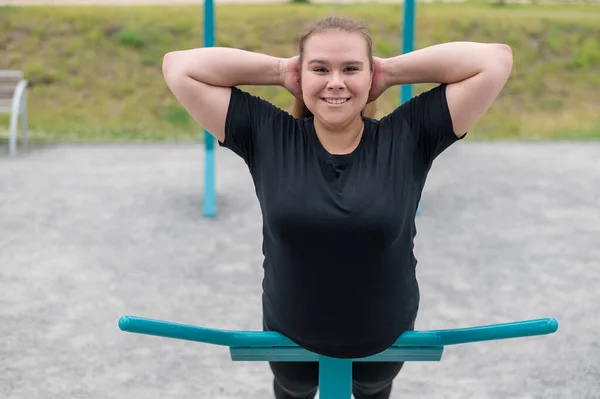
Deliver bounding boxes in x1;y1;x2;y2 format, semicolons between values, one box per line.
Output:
0;1;599;142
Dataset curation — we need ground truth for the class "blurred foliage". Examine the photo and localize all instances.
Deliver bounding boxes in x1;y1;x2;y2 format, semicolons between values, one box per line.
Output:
0;2;599;142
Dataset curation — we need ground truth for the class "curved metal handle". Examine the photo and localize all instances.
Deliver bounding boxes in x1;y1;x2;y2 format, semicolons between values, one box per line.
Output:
118;316;294;347
119;316;558;348
429;318;559;346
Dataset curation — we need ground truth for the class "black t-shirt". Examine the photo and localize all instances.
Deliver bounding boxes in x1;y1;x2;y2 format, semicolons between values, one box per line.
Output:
219;84;464;359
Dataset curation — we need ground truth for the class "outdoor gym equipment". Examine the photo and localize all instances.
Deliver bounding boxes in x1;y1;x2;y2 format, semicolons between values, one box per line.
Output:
118;315;558;399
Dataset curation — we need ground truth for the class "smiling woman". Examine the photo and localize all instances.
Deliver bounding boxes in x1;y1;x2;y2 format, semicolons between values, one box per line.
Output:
161;14;512;399
299;31;373;152
291;17;379;129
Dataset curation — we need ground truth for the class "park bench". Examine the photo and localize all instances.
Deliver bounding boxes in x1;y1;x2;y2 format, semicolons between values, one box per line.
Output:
0;70;28;157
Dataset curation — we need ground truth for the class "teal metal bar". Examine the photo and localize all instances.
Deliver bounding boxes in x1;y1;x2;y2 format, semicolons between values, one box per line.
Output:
118;316;294;347
401;0;420;216
203;0;216;218
229;346;444;362
430;318;559;346
319;356;352;399
118;316;558;348
401;0;415;105
118;316;557;399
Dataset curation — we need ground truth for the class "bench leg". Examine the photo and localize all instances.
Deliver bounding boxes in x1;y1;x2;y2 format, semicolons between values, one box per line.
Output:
318;356;352;399
21;91;28;149
8;107;19;157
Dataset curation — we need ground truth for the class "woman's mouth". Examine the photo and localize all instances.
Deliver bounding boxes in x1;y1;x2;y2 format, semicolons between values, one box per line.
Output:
321;97;350;105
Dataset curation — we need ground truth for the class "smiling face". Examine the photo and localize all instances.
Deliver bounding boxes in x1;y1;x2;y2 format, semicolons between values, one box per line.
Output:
300;29;373;130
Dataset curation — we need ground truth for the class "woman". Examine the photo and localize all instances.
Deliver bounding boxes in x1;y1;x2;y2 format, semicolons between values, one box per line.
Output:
162;16;512;399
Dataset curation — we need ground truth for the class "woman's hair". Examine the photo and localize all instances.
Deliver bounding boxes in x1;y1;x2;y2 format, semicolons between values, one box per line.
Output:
291;16;378;119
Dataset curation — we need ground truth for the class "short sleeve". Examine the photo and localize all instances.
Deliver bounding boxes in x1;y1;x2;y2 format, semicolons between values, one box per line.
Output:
218;87;283;168
384;84;466;168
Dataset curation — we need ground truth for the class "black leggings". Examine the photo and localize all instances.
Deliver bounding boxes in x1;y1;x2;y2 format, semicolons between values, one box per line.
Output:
264;319;414;399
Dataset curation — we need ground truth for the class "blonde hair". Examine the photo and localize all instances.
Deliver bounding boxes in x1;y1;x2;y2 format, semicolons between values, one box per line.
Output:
291;16;378;119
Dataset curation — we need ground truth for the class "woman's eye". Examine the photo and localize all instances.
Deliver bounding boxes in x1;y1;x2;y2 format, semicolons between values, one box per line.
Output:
313;66;359;73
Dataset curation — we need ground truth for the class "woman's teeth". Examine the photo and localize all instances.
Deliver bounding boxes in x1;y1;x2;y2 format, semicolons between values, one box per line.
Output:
323;98;348;104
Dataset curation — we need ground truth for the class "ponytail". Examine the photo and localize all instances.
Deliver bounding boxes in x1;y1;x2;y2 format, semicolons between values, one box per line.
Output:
292;97;312;119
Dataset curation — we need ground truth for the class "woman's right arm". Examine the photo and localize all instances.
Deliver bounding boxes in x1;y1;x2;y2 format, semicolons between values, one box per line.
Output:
162;48;286;143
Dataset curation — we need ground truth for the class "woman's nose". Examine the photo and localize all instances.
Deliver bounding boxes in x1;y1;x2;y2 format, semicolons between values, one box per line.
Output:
326;72;345;90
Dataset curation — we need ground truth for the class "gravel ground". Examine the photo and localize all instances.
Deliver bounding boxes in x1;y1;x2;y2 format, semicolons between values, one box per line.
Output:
1;141;598;399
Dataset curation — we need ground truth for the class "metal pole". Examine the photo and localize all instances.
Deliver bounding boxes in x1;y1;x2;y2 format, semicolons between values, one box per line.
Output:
203;0;216;218
401;0;415;105
402;0;420;215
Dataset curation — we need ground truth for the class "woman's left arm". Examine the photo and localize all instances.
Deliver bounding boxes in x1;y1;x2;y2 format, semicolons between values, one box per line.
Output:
381;42;513;137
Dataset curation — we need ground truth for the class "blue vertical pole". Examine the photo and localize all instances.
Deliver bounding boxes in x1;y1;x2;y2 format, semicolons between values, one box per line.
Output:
203;0;216;218
402;0;420;216
401;0;415;105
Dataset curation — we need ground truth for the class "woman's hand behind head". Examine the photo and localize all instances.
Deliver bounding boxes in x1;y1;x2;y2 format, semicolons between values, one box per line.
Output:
282;56;303;100
367;57;388;104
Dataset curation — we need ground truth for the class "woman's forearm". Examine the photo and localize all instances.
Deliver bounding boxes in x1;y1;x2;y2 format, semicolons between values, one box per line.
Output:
162;47;284;87
383;42;513;86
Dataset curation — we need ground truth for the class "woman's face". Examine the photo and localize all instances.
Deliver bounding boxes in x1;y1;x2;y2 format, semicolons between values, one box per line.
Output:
301;30;373;128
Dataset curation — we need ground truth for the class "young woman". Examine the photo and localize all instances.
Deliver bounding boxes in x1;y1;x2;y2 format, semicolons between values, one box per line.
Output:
162;16;513;399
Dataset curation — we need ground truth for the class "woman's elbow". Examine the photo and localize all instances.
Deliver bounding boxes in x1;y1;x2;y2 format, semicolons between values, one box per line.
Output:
482;44;513;83
493;43;514;74
162;51;183;80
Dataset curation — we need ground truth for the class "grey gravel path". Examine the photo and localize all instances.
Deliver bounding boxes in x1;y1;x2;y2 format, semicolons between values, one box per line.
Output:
0;141;599;399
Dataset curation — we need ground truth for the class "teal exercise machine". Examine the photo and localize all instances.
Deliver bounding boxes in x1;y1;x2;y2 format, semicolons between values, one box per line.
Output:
118;315;558;398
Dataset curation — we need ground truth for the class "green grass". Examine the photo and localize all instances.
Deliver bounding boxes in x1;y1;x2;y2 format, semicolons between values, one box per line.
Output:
0;2;599;142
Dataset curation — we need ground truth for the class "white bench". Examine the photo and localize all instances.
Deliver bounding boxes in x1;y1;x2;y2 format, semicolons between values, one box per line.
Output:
0;70;28;156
